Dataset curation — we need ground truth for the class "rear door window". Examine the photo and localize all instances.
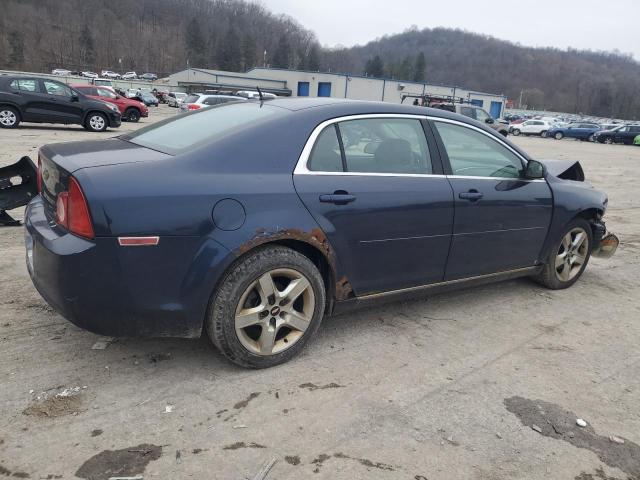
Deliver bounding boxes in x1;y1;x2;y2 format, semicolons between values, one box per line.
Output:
308;126;343;172
10;79;39;92
338;118;432;174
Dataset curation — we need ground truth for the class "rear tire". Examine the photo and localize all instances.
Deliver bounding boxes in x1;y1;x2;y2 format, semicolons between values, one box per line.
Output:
0;106;20;129
540;130;548;138
206;246;326;368
534;218;592;290
84;112;108;132
125;108;140;122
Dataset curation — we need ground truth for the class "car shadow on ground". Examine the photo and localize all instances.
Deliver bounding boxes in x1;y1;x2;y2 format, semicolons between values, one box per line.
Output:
80;276;547;378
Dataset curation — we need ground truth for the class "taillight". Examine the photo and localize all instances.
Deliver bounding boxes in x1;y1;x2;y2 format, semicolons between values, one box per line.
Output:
188;104;201;110
37;154;42;193
55;176;94;239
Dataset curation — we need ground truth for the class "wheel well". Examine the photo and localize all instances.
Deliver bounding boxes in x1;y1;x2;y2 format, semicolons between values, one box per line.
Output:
125;106;140;113
0;103;21;115
268;239;335;312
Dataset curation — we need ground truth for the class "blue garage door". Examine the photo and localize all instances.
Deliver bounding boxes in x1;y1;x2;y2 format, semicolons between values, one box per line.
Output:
297;82;310;97
490;101;502;119
318;82;332;97
470;99;483;107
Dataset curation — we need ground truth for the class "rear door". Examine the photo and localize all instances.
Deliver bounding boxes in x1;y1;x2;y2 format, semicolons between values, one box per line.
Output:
8;78;44;121
430;118;553;280
294;115;454;295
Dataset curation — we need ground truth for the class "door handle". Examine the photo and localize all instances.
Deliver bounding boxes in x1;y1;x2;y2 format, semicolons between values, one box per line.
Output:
319;192;356;205
459;190;483;201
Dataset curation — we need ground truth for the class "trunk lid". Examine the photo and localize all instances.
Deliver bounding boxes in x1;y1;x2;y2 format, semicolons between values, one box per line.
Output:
39;138;171;221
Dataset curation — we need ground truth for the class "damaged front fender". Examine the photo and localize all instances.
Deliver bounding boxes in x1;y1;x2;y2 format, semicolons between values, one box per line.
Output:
0;156;38;226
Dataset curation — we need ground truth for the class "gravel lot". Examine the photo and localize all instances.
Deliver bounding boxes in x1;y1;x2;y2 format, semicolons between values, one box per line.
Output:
1;106;639;480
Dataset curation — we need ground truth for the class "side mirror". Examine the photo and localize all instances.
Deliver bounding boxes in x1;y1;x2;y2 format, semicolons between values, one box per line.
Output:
524;160;544;179
70;94;79;102
485;118;494;124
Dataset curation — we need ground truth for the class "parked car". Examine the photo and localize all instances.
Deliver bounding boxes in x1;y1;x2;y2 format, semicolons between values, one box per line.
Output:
510;120;552;137
166;92;187;107
236;90;277;100
51;69;71;76
92;78;114;88
100;70;121;79
635;135;640;146
594;125;640;145
0;76;121;131
121;72;138;80
547;122;601;141
72;84;148;122
81;71;99;79
140;73;158;81
179;93;245;112
431;103;509;136
23;99;617;368
134;91;159;107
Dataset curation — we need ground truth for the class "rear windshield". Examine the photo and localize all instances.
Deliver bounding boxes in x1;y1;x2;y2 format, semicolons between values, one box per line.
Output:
123;102;284;154
184;94;200;104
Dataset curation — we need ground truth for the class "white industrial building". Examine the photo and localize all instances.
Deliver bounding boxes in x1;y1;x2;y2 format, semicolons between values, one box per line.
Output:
162;67;507;118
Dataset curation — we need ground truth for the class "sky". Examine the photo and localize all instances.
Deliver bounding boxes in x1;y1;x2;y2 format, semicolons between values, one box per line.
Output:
260;0;639;59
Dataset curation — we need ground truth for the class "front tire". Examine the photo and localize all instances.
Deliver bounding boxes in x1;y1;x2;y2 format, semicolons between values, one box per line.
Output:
512;128;521;136
206;246;326;368
534;218;592;290
125;108;141;122
554;132;564;140
84;112;108;132
0;106;20;129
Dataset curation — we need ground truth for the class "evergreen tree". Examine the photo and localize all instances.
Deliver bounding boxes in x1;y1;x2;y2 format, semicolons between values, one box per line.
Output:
272;35;290;68
8;30;25;69
185;17;206;67
397;56;413;80
413;52;426;82
217;27;242;71
241;34;256;71
364;55;384;77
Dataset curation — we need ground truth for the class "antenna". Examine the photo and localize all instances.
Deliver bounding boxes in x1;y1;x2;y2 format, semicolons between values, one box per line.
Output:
256;86;264;103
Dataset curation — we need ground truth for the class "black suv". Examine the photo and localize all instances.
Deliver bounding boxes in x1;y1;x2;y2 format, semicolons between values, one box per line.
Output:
0;76;121;132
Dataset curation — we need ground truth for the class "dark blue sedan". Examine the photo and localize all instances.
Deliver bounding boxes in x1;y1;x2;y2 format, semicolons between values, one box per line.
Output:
547;122;601;141
24;99;618;368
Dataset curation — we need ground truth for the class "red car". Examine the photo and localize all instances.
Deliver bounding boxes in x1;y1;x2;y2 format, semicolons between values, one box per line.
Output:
72;85;148;122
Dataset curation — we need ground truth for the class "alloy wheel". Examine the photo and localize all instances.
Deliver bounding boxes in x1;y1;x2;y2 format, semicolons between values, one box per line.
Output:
555;227;589;282
235;268;315;356
605;138;613;144
0;110;17;127
89;115;106;131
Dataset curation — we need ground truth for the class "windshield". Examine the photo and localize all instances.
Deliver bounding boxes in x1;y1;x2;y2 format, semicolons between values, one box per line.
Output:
123;102;284;154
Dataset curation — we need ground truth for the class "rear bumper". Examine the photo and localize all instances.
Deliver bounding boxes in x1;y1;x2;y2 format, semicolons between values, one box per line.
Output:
25;197;233;338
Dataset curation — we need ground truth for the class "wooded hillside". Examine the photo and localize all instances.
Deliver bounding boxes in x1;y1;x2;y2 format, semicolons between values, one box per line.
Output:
1;0;638;118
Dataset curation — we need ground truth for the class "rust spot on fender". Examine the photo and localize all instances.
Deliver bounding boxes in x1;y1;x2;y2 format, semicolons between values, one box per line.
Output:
238;227;354;301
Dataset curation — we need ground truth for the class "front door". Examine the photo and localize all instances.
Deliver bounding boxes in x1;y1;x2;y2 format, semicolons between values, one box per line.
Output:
430;119;553;280
294;115;454;295
39;80;84;124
